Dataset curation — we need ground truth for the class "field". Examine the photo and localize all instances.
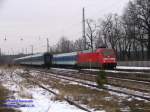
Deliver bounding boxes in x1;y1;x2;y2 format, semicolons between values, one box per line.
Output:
0;66;149;112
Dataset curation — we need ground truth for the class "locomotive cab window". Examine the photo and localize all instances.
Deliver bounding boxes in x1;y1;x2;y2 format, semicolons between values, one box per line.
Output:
102;50;114;56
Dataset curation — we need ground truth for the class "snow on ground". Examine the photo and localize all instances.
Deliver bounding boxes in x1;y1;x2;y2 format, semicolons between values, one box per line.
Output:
82;69;99;72
106;85;150;101
53;72;150;101
104;70;149;74
116;66;150;70
83;68;150;74
0;68;104;112
51;68;78;72
19;87;89;112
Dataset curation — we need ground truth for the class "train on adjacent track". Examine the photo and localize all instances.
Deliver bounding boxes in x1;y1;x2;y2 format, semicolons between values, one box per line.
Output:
14;48;117;69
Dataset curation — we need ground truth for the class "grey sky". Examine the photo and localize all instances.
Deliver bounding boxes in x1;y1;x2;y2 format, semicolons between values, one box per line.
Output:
0;0;129;54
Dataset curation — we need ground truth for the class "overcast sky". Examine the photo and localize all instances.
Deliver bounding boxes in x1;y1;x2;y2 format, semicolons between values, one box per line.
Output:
0;0;129;54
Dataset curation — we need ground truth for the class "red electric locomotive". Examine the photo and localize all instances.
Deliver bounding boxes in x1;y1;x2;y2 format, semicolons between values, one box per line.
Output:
77;48;117;69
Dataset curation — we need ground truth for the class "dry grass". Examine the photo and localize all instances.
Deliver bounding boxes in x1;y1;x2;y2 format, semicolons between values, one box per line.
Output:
121;99;150;112
18;87;33;99
37;73;150;112
0;65;24;72
57;84;121;112
0;84;21;112
31;72;121;111
12;68;150;112
0;67;32;112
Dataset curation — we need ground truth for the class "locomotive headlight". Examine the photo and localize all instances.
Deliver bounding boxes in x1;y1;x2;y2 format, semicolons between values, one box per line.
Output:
104;58;109;60
103;58;107;62
104;58;116;61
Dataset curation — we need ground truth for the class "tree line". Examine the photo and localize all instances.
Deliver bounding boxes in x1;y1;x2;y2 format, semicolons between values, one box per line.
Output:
50;0;150;61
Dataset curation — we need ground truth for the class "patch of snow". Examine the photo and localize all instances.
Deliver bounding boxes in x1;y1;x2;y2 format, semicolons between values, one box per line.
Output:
120;107;130;112
80;68;147;74
18;84;105;112
116;66;150;70
82;69;99;72
104;97;113;101
106;85;150;101
46;71;150;102
15;69;26;74
0;69;105;112
51;68;78;72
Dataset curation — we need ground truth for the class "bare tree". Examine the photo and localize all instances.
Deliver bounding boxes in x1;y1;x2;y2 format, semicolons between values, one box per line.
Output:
95;32;105;48
125;0;150;59
74;38;85;51
86;19;97;51
51;37;74;53
121;2;138;60
100;14;121;50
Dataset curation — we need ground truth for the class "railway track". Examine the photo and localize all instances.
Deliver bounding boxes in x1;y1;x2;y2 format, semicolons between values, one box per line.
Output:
80;69;150;82
15;70;93;112
47;68;150;93
28;68;150;101
48;67;150;80
76;72;150;93
26;67;150;92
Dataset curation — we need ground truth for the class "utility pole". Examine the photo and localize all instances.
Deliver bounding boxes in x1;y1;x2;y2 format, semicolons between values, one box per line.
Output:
0;48;1;56
4;35;7;41
82;8;86;50
47;38;50;52
11;48;14;55
26;48;28;55
31;45;33;55
22;48;24;54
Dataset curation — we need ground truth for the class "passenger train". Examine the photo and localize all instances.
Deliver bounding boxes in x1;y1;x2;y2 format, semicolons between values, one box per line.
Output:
14;48;117;69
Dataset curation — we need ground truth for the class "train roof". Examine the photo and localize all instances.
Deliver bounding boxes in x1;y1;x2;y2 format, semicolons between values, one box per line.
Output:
53;48;113;57
53;52;77;57
14;53;45;61
79;49;94;53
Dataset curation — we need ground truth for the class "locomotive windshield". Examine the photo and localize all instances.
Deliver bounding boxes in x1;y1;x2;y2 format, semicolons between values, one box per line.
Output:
102;50;114;56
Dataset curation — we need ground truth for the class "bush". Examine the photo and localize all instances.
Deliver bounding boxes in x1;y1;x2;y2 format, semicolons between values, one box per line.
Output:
96;70;107;88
